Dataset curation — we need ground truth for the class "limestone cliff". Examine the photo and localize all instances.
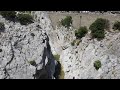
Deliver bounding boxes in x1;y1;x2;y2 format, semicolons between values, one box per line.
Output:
48;12;120;79
0;11;55;79
1;11;120;79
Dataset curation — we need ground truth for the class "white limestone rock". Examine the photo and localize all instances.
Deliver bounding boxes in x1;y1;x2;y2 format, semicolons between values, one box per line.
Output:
0;11;55;79
47;12;120;79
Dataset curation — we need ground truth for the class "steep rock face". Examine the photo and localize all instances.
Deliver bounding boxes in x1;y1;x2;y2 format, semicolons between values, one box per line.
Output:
48;26;76;55
0;11;55;79
60;31;120;79
47;12;120;79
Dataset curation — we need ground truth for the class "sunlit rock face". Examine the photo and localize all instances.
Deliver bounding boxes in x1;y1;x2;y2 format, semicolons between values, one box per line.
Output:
1;11;120;79
47;12;120;79
0;11;55;79
59;31;120;79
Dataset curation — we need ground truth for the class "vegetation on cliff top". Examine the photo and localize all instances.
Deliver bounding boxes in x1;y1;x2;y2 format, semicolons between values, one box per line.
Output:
60;16;72;28
0;11;16;21
75;26;88;39
17;13;34;25
89;18;109;40
113;21;120;31
0;11;34;25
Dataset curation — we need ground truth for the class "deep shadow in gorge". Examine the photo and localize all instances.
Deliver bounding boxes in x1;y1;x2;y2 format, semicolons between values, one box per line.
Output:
54;61;61;79
33;34;62;79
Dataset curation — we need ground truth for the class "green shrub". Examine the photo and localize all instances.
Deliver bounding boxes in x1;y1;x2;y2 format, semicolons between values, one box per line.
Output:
71;40;76;46
0;22;5;32
53;54;60;61
75;26;88;39
29;60;36;66
17;13;34;25
0;11;16;21
113;21;120;30
89;18;109;40
91;30;105;40
94;60;101;70
60;16;72;28
89;18;109;31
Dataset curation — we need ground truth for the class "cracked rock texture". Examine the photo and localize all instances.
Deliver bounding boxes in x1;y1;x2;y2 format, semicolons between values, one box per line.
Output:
0;11;55;79
59;31;120;79
1;11;120;79
48;12;120;79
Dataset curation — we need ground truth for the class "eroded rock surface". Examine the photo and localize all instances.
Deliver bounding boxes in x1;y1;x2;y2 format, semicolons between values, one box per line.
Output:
0;11;55;79
48;12;120;79
60;31;120;79
1;11;120;79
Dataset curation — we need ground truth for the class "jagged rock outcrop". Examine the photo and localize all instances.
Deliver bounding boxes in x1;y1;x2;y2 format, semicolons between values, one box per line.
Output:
0;11;55;79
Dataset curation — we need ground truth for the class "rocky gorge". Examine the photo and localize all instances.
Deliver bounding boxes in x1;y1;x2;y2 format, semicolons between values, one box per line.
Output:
0;11;120;79
48;11;120;79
